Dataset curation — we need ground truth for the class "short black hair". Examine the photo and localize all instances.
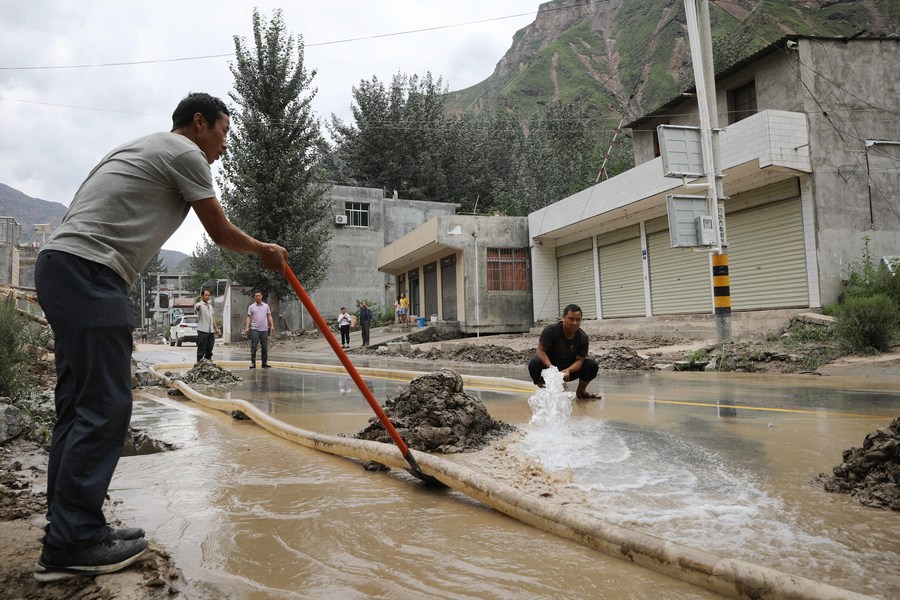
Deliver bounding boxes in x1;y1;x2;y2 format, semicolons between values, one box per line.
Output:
171;92;229;129
562;304;582;316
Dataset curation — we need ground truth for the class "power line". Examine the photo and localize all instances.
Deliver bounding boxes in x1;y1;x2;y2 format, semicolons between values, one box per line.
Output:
0;1;595;71
0;95;159;115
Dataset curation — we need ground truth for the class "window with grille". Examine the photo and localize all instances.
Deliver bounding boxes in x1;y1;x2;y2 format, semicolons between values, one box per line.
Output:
728;81;757;124
486;247;529;292
344;202;369;227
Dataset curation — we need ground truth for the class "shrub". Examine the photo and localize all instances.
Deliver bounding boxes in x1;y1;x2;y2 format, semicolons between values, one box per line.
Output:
355;298;394;328
0;299;38;401
833;294;899;353
841;236;900;319
781;322;833;346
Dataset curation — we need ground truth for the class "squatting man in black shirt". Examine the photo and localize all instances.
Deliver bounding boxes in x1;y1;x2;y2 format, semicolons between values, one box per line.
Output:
528;304;602;399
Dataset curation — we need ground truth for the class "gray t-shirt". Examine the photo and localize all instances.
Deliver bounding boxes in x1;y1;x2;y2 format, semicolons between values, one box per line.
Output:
195;300;216;333
41;132;215;287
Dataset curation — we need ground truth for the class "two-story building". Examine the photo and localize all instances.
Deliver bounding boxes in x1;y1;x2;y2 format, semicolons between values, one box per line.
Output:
244;185;459;337
528;35;900;338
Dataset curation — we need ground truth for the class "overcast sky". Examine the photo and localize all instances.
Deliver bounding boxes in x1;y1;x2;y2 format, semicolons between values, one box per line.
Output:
0;1;537;254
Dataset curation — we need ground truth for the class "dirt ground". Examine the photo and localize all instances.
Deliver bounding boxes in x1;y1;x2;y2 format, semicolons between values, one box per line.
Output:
2;327;898;598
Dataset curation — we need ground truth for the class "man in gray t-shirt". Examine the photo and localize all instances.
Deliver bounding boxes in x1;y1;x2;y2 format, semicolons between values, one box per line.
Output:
33;92;288;582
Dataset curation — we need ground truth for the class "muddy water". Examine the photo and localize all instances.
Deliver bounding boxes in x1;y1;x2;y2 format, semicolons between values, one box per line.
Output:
121;365;899;599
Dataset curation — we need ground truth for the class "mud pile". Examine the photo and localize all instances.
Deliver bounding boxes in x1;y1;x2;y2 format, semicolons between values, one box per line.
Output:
176;359;243;387
416;344;532;365
354;369;514;453
821;417;900;510
593;347;654;370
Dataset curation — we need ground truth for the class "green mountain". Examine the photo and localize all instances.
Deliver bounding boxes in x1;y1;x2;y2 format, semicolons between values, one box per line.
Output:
445;0;898;120
0;181;190;271
0;183;68;243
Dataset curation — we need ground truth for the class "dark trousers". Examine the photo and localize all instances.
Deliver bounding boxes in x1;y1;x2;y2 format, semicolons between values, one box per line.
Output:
360;322;371;346
34;250;134;549
196;331;215;362
528;356;599;385
340;324;350;346
250;329;269;365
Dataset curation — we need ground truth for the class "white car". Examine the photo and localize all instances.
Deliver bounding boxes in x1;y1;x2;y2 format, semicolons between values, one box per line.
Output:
169;315;199;346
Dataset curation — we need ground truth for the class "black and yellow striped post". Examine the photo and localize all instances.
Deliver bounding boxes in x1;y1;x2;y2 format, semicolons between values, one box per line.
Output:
712;253;732;341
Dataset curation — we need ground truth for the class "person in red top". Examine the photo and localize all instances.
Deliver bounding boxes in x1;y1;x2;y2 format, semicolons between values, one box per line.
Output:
528;304;601;399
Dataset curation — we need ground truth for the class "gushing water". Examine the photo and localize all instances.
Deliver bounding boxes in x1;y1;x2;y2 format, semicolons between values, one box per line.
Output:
527;367;574;429
521;367;893;581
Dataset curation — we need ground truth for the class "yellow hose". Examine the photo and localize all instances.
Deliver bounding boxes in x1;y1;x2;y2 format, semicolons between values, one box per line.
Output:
148;361;872;600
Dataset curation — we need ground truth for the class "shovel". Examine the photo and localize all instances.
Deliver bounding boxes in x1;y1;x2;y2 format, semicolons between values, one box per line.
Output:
283;264;443;486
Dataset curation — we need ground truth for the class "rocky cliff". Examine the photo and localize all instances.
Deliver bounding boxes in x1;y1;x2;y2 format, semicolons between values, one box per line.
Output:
445;0;897;119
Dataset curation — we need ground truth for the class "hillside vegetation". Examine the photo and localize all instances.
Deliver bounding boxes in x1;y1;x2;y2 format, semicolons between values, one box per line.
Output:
445;0;898;120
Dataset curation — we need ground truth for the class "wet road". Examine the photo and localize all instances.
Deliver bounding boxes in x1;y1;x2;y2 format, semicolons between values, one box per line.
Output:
122;344;900;599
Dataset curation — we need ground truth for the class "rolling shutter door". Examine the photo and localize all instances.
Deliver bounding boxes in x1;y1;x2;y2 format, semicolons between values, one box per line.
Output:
597;233;644;318
440;255;457;320
557;239;597;318
727;197;808;309
646;216;712;314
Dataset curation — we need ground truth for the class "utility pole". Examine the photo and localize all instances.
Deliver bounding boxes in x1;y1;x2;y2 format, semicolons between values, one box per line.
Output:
684;0;731;341
141;277;146;332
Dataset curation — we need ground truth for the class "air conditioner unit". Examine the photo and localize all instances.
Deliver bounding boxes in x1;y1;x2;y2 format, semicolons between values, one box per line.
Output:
334;214;348;225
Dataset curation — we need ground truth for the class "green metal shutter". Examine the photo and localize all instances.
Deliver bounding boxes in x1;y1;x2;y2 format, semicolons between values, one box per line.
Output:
597;236;644;318
727;197;808;309
557;250;597;318
647;230;712;315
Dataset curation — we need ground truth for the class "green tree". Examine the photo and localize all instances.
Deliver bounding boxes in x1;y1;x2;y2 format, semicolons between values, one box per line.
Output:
189;234;228;292
219;8;332;298
513;103;598;214
329;72;450;200
130;251;165;328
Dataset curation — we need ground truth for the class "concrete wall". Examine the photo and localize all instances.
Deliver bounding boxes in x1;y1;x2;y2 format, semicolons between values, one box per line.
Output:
546;308;806;341
285;186;458;330
383;197;459;245
798;38;900;303
451;216;532;333
0;245;15;286
307;186;387;323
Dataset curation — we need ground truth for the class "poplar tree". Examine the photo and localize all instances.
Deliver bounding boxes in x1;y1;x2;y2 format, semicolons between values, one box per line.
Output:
219;8;331;298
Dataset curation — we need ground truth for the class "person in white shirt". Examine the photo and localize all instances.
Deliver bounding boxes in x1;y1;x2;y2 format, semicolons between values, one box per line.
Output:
337;307;352;349
194;289;220;362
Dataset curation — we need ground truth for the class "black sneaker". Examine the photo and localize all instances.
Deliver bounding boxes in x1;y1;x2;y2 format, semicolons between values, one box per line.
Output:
249;364;256;369
262;364;271;369
34;536;149;582
43;523;145;541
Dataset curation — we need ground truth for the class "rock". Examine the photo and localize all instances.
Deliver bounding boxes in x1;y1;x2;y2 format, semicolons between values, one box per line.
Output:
820;417;900;510
386;341;411;354
793;312;835;327
353;368;515;453
0;403;25;444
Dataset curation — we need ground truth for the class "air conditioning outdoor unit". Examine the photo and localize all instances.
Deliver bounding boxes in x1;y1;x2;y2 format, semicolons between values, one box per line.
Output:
334;214;347;225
